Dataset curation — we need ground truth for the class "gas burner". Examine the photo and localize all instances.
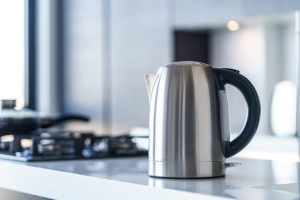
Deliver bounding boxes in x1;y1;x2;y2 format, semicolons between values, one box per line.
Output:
0;130;148;161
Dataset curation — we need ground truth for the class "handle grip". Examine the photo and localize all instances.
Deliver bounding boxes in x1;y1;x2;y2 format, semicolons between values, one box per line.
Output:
214;68;261;158
41;114;90;128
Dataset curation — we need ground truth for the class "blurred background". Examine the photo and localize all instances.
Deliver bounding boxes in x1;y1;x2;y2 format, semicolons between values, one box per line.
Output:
1;0;300;160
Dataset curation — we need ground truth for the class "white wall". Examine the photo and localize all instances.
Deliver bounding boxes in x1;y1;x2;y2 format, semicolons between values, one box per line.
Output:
36;0;60;115
62;0;172;133
62;0;111;132
210;19;297;135
210;26;266;134
60;0;299;135
110;0;172;133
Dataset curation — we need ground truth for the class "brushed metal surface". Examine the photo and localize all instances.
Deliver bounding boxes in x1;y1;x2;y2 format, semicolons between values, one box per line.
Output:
146;61;226;178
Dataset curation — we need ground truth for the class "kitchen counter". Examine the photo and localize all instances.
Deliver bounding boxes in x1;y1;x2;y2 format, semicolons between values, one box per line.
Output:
0;156;298;200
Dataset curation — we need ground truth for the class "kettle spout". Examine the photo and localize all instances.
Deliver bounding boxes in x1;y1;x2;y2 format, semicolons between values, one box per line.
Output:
144;74;156;101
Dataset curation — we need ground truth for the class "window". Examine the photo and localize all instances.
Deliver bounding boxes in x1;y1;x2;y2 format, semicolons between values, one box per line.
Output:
0;0;25;109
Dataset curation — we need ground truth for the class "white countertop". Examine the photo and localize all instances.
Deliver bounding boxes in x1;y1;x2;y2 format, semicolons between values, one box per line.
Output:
0;156;298;200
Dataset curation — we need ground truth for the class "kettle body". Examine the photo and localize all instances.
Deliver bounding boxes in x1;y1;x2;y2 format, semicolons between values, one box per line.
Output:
145;61;260;178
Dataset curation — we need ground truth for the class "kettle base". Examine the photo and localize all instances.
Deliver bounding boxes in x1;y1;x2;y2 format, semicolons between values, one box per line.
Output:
149;160;225;178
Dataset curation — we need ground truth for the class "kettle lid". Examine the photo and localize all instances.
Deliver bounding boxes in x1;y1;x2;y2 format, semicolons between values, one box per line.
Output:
164;61;211;68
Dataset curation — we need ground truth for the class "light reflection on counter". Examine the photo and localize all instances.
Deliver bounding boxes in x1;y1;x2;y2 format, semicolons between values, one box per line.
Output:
25;157;299;200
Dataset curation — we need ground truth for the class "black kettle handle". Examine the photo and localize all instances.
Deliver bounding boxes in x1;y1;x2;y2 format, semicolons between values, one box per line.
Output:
214;68;261;158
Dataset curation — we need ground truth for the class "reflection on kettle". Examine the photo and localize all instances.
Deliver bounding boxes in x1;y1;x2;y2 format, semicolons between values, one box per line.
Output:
145;61;260;178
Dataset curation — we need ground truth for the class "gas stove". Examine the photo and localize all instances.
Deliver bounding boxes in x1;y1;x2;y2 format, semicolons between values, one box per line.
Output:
0;130;148;161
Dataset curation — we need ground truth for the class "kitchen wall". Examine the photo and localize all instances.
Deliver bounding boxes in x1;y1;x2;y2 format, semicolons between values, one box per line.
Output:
36;0;61;115
56;0;299;135
62;0;110;131
210;25;266;134
62;0;172;133
110;0;172;133
211;16;297;134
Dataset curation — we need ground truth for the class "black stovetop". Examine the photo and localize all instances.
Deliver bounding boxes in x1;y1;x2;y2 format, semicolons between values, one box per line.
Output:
0;130;147;162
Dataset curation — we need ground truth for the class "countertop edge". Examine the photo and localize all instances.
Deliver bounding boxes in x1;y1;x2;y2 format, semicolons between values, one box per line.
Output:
0;161;232;200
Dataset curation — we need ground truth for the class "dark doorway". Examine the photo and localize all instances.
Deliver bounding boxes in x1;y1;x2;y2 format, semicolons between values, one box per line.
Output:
174;30;210;63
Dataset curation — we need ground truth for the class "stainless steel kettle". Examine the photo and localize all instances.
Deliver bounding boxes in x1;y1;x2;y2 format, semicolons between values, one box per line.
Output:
145;61;260;178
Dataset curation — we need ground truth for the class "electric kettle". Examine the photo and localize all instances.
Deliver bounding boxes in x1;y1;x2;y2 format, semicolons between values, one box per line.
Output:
145;61;260;178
